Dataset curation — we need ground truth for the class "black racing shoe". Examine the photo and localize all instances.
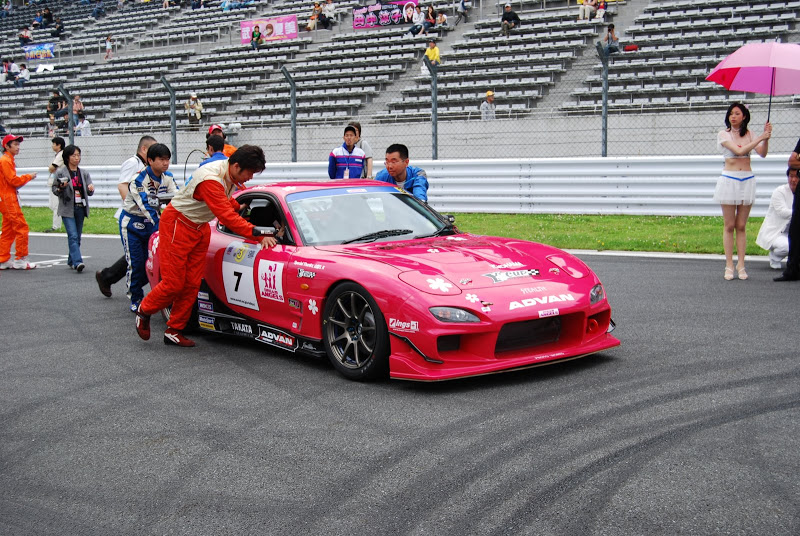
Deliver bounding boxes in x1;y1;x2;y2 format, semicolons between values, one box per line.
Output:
96;270;112;297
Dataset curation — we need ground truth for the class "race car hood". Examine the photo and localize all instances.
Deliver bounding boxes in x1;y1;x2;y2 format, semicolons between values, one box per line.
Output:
315;234;594;294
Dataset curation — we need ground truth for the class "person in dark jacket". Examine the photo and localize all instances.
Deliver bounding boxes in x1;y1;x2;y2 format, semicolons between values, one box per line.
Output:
500;4;521;36
52;145;94;272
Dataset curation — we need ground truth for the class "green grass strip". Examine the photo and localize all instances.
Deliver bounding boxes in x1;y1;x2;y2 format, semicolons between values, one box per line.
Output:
16;207;768;256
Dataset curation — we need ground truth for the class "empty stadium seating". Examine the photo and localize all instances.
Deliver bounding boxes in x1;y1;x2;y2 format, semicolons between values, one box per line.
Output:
0;0;797;137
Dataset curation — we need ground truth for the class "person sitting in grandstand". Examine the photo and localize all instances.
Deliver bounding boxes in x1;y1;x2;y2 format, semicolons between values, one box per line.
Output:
18;26;32;47
14;64;29;88
603;24;619;55
250;25;263;49
47;90;68;121
319;0;335;30
328;125;366;179
407;5;425;36
72;95;85;123
423;6;436;34
1;2;12;21
376;144;429;202
595;0;608;20
191;0;204;9
578;0;597;21
51;17;66;39
305;2;323;31
41;7;53;28
454;0;470;26
435;11;448;29
207;124;237;157
500;4;521;37
92;0;106;19
220;0;254;11
31;11;43;29
424;39;440;67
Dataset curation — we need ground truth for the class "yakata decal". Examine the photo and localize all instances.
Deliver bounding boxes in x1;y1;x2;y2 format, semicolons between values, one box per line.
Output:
199;315;215;330
389;318;419;333
257;260;285;302
256;325;297;351
297;268;316;279
230;321;253;335
222;242;259;311
483;269;540;283
508;294;575;310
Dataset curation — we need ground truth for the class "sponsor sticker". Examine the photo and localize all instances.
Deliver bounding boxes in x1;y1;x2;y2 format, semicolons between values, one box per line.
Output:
539;308;559;318
483;269;540;283
197;291;210;300
308;299;319;315
489;261;524;269
255;325;297;351
230;321;253;335
389;318;419;333
297;268;316;279
258;260;285;302
222;242;259;310
520;286;548;294
198;301;213;312
508;294;575;310
294;261;325;270
199;315;215;330
133;222;146;230
289;298;302;310
301;341;320;352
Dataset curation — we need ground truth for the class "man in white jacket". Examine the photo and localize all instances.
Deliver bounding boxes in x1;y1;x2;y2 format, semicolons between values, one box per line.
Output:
756;167;798;269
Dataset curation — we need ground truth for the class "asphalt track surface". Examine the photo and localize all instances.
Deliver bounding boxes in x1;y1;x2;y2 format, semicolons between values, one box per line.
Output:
1;234;798;536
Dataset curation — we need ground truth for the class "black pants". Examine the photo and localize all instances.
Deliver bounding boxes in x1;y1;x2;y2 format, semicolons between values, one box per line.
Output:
98;255;127;286
784;187;800;277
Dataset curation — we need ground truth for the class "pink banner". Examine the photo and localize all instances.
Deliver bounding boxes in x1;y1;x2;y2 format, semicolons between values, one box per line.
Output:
353;0;418;30
240;15;299;44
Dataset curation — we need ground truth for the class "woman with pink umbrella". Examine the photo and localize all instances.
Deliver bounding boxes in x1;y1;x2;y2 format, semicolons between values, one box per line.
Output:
715;102;771;281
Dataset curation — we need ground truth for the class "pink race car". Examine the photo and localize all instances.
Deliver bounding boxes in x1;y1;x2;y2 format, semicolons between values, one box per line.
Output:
146;181;619;381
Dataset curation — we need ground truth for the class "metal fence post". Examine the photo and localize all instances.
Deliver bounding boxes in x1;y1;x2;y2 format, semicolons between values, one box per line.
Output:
280;64;298;163
595;41;609;157
57;83;74;145
160;75;178;164
424;56;438;160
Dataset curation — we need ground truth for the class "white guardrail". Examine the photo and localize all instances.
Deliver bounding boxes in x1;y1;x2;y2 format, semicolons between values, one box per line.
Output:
17;155;793;217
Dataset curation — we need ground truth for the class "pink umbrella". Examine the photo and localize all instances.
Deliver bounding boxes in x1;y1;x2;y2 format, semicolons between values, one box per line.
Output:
706;41;800;120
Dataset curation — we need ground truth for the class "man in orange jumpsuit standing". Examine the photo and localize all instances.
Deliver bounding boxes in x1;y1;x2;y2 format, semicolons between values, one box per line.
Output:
135;145;276;347
207;124;237;157
0;134;37;270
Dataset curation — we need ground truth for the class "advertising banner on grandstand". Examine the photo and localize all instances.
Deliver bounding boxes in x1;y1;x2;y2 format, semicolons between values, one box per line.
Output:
23;43;56;60
240;15;298;45
353;0;418;30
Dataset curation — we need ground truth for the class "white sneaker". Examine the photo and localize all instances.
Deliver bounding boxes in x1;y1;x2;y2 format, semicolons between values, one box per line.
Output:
12;257;37;270
0;261;13;270
769;261;783;270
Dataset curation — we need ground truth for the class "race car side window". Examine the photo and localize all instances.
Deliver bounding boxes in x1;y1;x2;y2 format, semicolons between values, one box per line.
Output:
218;194;294;245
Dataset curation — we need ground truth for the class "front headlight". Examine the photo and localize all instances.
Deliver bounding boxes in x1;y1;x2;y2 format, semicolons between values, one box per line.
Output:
429;307;480;323
589;283;605;305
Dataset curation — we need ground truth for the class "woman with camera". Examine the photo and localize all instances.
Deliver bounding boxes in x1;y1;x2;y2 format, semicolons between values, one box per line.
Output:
52;145;94;272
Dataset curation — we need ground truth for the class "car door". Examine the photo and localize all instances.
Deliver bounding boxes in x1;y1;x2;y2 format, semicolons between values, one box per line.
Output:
208;193;297;334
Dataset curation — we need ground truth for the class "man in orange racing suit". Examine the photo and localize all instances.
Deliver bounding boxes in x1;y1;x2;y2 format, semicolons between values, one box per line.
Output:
207;124;237;157
0;134;38;270
135;145;276;347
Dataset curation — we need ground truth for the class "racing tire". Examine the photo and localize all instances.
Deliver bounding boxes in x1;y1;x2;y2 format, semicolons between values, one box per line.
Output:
322;282;390;381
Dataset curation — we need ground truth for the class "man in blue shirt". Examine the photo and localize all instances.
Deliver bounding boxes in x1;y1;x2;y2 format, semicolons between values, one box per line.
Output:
328;125;366;179
375;143;429;202
199;135;227;167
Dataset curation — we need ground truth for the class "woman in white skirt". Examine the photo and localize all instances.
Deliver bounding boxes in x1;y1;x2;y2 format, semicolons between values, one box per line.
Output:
715;102;771;280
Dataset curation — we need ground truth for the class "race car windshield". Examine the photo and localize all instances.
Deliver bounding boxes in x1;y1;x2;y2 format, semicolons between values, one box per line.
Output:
287;187;444;246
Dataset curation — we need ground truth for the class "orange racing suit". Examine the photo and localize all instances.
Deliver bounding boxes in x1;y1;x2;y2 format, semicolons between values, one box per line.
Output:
0;151;34;262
